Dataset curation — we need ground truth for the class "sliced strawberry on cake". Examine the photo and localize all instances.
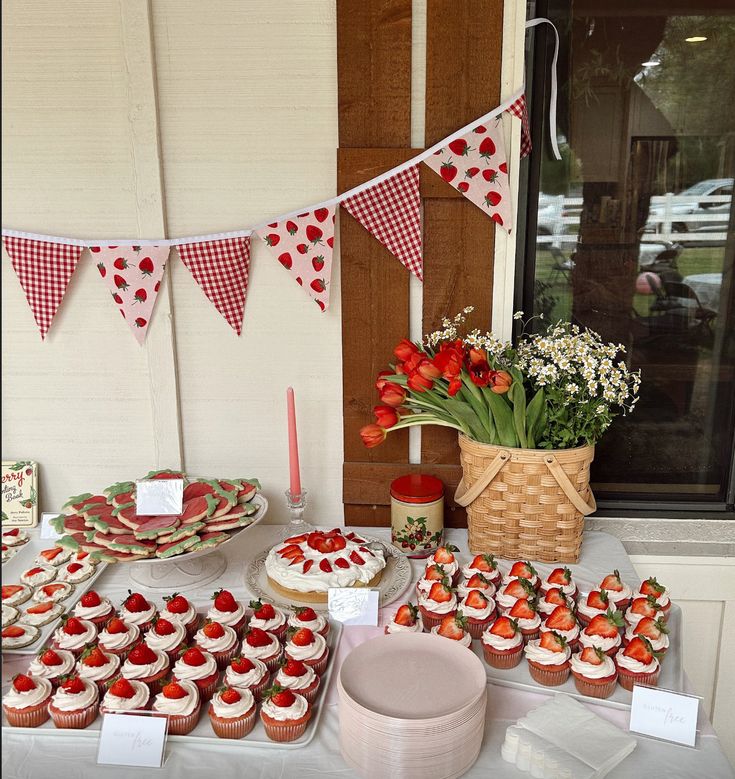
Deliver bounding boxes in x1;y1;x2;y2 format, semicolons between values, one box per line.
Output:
430;611;472;647
635;576;671;617
538;586;570;617
625;595;665;629
505;561;540;590
418;580;457;630
459;589;496;639
508;597;541;641
461;553;501;585
427;544;461;581
541;566;578;598
598;569;632;610
615;635;661;690
207;589;247;636
416;562;448;596
481;615;524;668
580;610;624;656
625;616;670;654
541;604;580;648
496;577;536;613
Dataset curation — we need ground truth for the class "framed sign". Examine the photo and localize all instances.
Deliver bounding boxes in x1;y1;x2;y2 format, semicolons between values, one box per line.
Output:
2;461;38;527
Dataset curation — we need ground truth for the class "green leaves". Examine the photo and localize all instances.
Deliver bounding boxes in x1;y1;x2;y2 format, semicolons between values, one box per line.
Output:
485;391;518;447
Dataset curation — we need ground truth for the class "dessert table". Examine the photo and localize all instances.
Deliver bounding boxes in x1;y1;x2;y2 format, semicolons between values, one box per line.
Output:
2;525;733;779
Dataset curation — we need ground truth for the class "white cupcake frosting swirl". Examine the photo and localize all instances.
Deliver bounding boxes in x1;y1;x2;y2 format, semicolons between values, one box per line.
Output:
153;679;199;716
615;650;659;675
275;664;317;691
512;613;541;631
429;625;472;647
481;630;523;651
225;659;269;688
287;613;327;634
579;630;621;652
145;620;186;653
211;688;255;718
285;632;327;662
538;599;563;616
207;603;245;627
418;592;457;615
634;589;670;609
496;589;522;612
164;601;198;627
51;678;99;711
194;623;237;653
416;578;436;596
461;563;501;583
173;652;218;681
386;615;424;634
428;555;458;577
523;640;571;666
3;676;52;709
624;625;669;651
121;649;169;680
73;598;113;620
102;680;150;711
541;579;576;597
99;622;140;651
459;594;496;620
570;652;616;679
240;633;281;660
540;623;579;643
76;652;120;682
119;602;156;626
576;599;608;621
601;583;632;604
53;619;97;650
261;693;308;721
502;573;540;590
249;609;286;633
28;649;76;679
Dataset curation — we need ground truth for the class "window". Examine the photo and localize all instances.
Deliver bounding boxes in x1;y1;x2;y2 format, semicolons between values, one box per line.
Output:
519;1;735;509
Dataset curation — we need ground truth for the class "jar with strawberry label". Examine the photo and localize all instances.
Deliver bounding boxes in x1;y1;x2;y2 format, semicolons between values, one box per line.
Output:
390;475;444;559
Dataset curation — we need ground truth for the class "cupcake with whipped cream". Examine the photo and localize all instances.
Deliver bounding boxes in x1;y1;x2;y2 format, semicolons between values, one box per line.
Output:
49;674;99;729
161;593;200;639
634;577;671;619
288;606;329;637
145;617;187;662
100;677;150;714
120;641;170;695
597;570;632;611
503;561;540;591
538;587;571;618
260;685;311;743
72;590;114;627
426;545;461;584
615;636;661;691
430;612;473;648
540;567;578;599
507;597;542;641
418;580;457;630
524;632;572;686
207;589;248;638
459;590;496;639
172;646;220;700
539;605;580;650
496;578;536;614
225;656;271;700
153;679;201;735
570;646;618;698
481;616;524;669
274;658;321;704
240;627;282;672
624;617;669;654
76;645;121;693
98;616;140;660
284;627;329;675
457;572;496;600
119;592;157;633
385;603;423;635
3;674;53;728
461;553;502;587
208;686;257;739
579;611;624;657
52;616;97;656
248;600;288;642
28;647;76;687
194;620;239;670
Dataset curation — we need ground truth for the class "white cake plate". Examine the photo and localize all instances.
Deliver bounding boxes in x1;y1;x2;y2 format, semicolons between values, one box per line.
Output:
128;494;268;590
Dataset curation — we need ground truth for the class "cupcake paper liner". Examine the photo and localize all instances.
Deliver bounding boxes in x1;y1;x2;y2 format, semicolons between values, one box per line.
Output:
209;644;239;671
260;709;311;743
3;699;52;728
571;671;618;699
466;616;494;641
208;705;257;739
302;648;329;676
617;667;660;692
49;702;99;729
482;645;524;669
520;628;540;643
260;650;283;674
418;606;456;631
527;660;571;687
135;666;170;697
88;610;115;628
164;703;201;736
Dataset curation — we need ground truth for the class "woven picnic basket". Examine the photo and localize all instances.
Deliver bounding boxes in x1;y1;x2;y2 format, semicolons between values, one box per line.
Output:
455;434;596;563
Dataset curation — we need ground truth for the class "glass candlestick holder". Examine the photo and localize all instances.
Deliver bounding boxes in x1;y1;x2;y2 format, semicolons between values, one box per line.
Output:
283;489;314;537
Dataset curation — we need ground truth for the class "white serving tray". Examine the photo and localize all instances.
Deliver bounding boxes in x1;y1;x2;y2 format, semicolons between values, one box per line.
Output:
475;605;683;711
2;531;108;656
2;621;341;750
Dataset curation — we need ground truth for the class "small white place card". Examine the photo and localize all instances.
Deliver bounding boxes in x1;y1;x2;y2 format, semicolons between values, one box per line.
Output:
135;479;183;517
40;512;63;540
328;588;380;626
629;686;700;747
97;712;168;768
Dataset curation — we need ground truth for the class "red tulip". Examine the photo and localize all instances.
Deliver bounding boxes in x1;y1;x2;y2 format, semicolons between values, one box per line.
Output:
407;371;434;392
402;351;424;373
375;370;393;391
490;370;512;394
360;424;387;448
379;382;406;408
468;347;487;366
468;358;491;388
394;339;419;362
433;340;465;380
374;405;399;428
417;359;441;381
448;377;462;396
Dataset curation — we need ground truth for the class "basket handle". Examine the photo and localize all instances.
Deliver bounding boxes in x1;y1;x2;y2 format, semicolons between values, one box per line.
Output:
454;449;511;507
543;453;597;515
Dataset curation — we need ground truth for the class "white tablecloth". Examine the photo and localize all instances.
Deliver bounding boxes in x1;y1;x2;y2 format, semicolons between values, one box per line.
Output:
3;527;733;778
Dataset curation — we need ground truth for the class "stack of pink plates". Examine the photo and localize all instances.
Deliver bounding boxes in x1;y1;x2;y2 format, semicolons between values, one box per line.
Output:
338;633;488;779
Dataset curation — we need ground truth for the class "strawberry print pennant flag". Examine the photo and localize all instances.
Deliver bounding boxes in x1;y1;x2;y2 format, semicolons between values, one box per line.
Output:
341;165;423;280
2;235;83;339
177;236;251;335
255;207;335;311
92;245;170;344
423;118;513;232
507;93;532;159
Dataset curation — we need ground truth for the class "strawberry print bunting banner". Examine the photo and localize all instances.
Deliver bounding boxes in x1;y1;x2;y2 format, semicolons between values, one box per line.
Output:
423;118;513;232
255;207;335;311
177;236;251;334
507;93;532;159
341;165;423;280
2;236;83;339
93;245;170;344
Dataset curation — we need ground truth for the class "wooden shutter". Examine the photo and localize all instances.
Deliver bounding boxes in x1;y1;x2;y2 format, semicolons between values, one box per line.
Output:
338;0;505;528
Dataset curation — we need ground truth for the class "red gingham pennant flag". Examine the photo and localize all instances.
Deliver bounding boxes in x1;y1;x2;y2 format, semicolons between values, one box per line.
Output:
2;236;83;339
506;93;532;159
177;236;251;335
341;165;423;281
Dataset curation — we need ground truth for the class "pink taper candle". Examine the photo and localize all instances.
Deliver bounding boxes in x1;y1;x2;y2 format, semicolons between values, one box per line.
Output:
287;387;302;496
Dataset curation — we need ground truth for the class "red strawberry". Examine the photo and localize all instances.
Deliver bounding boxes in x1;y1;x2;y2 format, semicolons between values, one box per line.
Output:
113;274;129;291
490;616;518;639
437;612;467;641
469;554;497;573
508;598;537;620
41;584;67;597
97;262;106;277
623;636;655;664
639;577;666;598
479;137;496;159
306;225;323;245
544;605;577;632
349;551;365;566
268;222;278;228
499;162;508;174
428;581;453;603
286;220;298;235
509;561;537;579
63;616;87;635
154;618;176;636
629;596;662;618
105;617;128;634
547;567;572;586
285;534;308;544
108;677;136;699
296;243;309;255
634;618;669;642
465;590;489;610
244;628;271;648
331;535;347;551
128;643;156;665
316;300;325;312
230;656;255;674
25;567;45;577
465;167;480;178
393;603;419;627
134;317;147;328
182;646;207;665
165;593;190;614
484;191;502;208
457;181;469;193
2;626;26;638
319;559;332;573
40;648;62;666
212;589;237;613
220;687;242;705
80;590;102;608
251;601;276;621
162;681;187;699
434;545;459;564
39;547;63;563
61;676;86;694
278;544;303;559
264;685;295;707
203;621;225;639
264;233;280;247
12;674;36;692
440;160;458;182
334;557;350;569
138;257;155;276
467;573;491;590
124;592;150;613
82;646;108;667
282;659;307;677
292;607;317;623
586;590;609;611
503;578;535;599
314;208;330;223
290;628;314;647
539;631;566;653
312;255;325;272
302;560;314;574
599;570;624;593
586;610;624;638
482;168;498;182
278;252;293;269
112;293;123;304
448;139;472;156
66;563;83;574
113;258;130;270
310;278;326;293
580;646;605;665
133;288;147;304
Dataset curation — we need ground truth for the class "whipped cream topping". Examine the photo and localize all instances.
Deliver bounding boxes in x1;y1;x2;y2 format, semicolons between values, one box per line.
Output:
153;679;199;716
538;600;562;616
457;579;496;599
35;548;72;567
58;563;95;583
145;620;186;653
4;585;32;606
285;632;327;662
173;652;218;681
225;658;269;688
102;680;150;711
275;664;318;691
28;649;76;679
99;622;140;651
386;615;424;634
211;688;255;718
624;625;669;651
601;583;632;604
570;652;617;679
502;573;540;590
459;593;496;620
20;566;57;586
415;578;436;596
73;597;113;620
496;589;522;612
194;623;238;653
240;633;281;660
53;619;97;650
261;693;308;721
121;649;169;680
76;652;121;682
615;650;659;675
481;629;523;651
249;609;286;633
33;583;72;602
2;528;29;546
429;625;472;647
2;604;18;625
633;589;670;609
524;639;571;666
22;603;64;626
206;603;245;628
625;609;664;629
461;563;501;584
3;676;52;709
287;613;328;634
540;623;579;643
576;599;607;620
51;678;99;711
119;602;156;627
513;613;541;631
165;601;199;627
418;592;457;615
579;630;621;652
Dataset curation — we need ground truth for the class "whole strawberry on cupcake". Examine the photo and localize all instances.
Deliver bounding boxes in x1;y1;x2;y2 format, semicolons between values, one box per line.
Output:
284;627;329;675
249;599;288;642
427;545;461;583
209;685;257;739
145;616;187;662
119;591;157;633
615;636;661;691
507;597;541;642
457;572;496;600
597;570;632;612
624;596;665;630
172;646;220;700
225;655;271;700
580;610;624;657
496;577;536;614
418;579;457;630
240;627;282;673
570;646;618;699
540;567;578;600
207;589;248;638
538;587;571;618
52;615;97;656
385;603;423;635
430;611;473;648
49;673;99;729
504;561;540;592
152;679;201;735
416;563;449;597
260;684;311;743
194;620;239;670
287;606;329;637
459;589;496;639
540;605;580;650
76;645;121;693
461;553;501;587
120;640;170;695
100;676;150;714
625;617;669;654
524;631;572;686
274;658;321;703
28;647;76;687
72;590;115;627
3;673;53;728
481;616;524;669
576;590;611;627
161;593;200;639
98;616;141;660
634;577;671;620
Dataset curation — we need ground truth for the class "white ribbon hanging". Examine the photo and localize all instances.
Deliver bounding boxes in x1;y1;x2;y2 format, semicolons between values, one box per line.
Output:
525;17;562;161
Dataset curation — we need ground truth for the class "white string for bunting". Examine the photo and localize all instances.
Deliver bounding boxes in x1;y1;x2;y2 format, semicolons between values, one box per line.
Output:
0;228;252;248
524;17;561;161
